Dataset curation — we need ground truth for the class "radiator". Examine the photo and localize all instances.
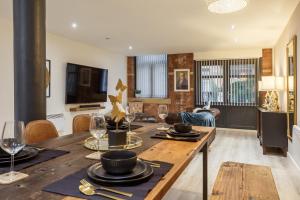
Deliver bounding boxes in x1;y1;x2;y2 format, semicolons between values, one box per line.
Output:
47;113;65;134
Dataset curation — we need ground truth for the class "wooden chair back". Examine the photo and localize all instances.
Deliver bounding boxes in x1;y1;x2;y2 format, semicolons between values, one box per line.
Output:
128;101;144;113
25;120;59;144
72;114;91;134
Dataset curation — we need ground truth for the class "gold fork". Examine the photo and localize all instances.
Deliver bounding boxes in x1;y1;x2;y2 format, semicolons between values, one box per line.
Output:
80;179;133;197
138;158;161;168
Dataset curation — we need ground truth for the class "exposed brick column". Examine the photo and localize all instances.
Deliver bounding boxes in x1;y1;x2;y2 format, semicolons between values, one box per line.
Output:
261;48;273;76
259;48;273;106
168;53;194;113
127;56;136;98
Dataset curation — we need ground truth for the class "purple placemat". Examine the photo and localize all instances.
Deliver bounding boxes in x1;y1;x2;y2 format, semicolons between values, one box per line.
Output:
43;161;173;200
0;149;69;174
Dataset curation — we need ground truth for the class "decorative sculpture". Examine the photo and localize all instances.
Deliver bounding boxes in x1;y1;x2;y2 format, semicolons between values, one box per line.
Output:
108;79;127;129
262;91;279;112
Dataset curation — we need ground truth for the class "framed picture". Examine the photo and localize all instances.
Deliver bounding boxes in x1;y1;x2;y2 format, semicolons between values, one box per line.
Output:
174;69;190;92
46;60;51;98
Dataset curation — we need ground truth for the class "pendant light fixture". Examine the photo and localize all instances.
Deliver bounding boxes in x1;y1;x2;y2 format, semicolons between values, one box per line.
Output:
206;0;249;14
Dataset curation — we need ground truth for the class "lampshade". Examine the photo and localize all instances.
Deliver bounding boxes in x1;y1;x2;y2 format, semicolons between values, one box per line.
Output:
275;76;285;91
259;76;284;91
206;0;249;14
259;76;276;91
288;76;294;91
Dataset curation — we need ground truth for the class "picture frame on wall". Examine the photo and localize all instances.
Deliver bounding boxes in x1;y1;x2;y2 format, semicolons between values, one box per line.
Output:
174;69;190;92
46;59;51;98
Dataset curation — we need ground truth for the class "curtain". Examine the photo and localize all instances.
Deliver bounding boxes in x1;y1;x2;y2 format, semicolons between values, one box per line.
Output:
195;58;258;106
136;55;167;98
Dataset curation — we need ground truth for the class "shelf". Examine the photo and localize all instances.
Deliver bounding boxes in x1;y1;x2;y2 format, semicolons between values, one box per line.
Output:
69;106;105;112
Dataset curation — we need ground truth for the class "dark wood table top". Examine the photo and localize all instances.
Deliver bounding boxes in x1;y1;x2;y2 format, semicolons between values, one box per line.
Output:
0;123;215;200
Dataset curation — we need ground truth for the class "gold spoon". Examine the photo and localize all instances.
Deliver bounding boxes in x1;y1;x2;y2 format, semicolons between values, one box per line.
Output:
79;185;125;200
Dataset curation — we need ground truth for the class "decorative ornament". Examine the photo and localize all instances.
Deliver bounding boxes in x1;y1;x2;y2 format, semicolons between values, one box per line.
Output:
108;79;127;129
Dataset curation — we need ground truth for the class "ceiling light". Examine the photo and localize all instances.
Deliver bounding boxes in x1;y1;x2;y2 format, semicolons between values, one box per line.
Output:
234;38;239;43
128;46;133;50
71;23;78;29
206;0;248;14
231;24;236;30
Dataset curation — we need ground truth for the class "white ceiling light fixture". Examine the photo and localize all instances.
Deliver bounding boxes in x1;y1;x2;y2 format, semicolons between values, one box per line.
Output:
206;0;249;14
71;22;78;29
128;46;133;50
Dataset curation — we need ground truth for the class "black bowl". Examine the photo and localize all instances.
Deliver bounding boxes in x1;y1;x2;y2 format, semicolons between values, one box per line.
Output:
101;150;137;175
174;123;192;133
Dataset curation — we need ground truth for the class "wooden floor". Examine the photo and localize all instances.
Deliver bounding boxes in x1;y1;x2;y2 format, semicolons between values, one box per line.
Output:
162;128;300;200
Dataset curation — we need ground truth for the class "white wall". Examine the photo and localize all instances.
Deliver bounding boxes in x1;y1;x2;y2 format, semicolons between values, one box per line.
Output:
194;48;262;60
0;18;126;135
274;2;300;168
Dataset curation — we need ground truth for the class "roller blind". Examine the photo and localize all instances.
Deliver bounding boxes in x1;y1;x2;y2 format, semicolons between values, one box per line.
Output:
136;55;167;98
195;58;258;106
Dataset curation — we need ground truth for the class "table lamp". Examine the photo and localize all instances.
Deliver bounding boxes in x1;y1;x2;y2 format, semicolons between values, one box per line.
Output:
259;76;284;112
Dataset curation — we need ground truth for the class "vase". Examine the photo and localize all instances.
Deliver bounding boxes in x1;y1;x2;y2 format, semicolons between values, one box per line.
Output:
108;129;127;149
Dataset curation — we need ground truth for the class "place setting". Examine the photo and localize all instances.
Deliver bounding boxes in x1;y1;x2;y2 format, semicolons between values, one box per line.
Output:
43;150;173;200
0;121;69;184
43;81;173;199
152;123;208;142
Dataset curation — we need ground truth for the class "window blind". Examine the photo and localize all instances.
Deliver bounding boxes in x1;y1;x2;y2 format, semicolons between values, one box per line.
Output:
136;55;167;98
195;58;258;106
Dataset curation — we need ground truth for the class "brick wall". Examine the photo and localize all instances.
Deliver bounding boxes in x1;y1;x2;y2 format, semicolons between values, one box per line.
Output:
127;56;135;98
127;53;195;118
167;53;194;113
259;48;273;106
261;48;273;76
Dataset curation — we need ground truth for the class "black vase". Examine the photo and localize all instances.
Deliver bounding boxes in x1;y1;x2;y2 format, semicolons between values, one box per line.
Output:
108;129;127;148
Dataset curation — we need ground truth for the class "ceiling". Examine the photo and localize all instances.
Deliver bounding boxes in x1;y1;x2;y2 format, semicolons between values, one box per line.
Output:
0;0;299;55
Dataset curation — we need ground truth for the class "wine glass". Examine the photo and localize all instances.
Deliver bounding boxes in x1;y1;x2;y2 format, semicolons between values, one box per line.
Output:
125;106;136;134
158;105;168;130
0;121;26;180
89;113;106;159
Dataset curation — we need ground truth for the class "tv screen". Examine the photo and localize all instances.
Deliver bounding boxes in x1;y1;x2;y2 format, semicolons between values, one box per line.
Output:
65;63;108;104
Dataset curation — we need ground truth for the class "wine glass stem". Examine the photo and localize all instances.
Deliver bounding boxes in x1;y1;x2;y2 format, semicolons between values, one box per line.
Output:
97;139;101;159
129;122;131;133
10;154;14;179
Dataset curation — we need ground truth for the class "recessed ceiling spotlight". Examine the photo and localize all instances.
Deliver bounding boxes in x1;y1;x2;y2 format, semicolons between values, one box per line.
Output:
234;38;239;43
129;46;133;50
231;24;235;30
71;22;78;29
206;0;249;14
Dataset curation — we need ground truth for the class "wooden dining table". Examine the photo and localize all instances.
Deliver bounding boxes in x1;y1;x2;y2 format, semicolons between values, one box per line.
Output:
0;123;215;200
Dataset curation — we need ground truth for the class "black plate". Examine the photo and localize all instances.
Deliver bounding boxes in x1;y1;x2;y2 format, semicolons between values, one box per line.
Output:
87;163;154;186
92;160;147;180
0;147;39;165
0;148;30;160
168;129;201;137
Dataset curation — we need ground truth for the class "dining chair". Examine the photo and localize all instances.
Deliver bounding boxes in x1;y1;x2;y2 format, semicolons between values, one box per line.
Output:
25;120;59;144
72;114;91;134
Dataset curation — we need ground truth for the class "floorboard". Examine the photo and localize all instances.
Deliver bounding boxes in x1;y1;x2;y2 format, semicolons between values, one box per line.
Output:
163;128;300;200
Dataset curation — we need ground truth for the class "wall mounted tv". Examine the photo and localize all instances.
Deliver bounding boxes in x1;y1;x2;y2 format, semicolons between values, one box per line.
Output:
65;63;108;104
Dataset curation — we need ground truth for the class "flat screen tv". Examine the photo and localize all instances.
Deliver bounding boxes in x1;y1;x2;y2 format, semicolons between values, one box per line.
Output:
65;63;108;104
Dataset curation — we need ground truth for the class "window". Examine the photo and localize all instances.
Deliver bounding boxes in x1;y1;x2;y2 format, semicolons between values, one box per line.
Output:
136;55;167;98
195;59;258;106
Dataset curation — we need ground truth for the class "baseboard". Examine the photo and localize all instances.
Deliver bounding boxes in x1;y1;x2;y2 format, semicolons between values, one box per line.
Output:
287;152;300;171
